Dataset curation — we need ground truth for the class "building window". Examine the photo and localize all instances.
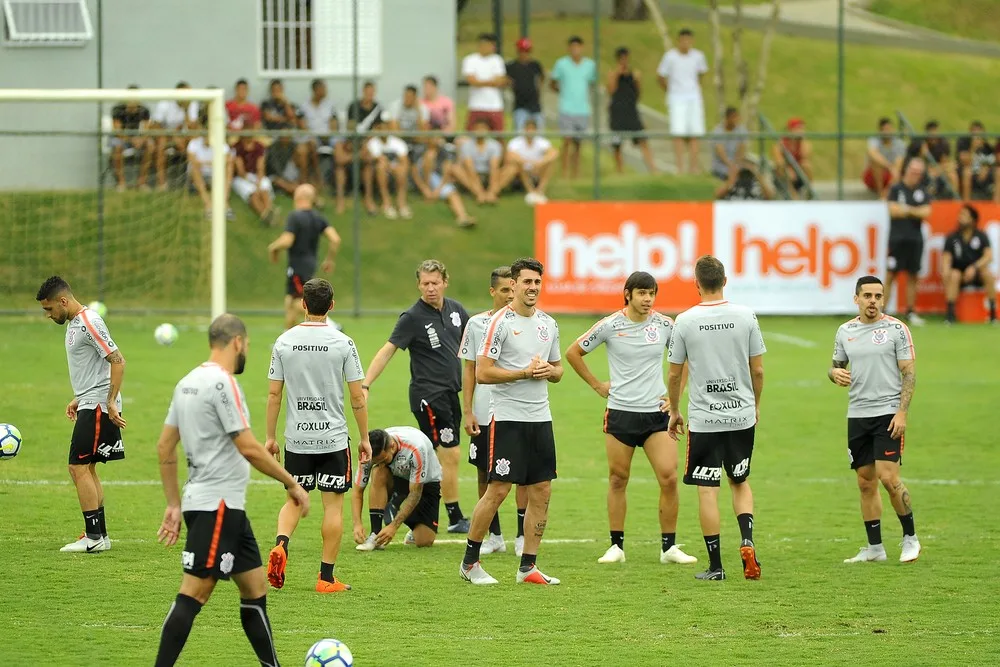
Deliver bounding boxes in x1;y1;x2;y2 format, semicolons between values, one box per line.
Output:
259;0;381;77
2;0;93;47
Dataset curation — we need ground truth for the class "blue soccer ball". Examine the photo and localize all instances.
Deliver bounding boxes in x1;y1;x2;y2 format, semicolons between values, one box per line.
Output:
304;638;353;667
0;424;22;460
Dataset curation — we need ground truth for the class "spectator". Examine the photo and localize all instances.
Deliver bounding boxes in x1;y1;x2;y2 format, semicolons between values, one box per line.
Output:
550;35;597;180
346;80;382;132
505;118;558;205
863;117;906;198
299;79;337;191
260;78;300;130
366;114;411;219
462;32;507;131
265;136;300;196
710;106;749;196
225;78;261;131
421;75;456;137
110;85;153;192
506;37;545;131
607;46;656;174
411;147;477;228
904;120;953;198
771;117;814;199
942;204;996;324
657;28;709;175
186;120;234;220
232;134;276;225
332;137;374;215
150;81;200;191
719;163;775;201
387;84;432;161
956;120;996;201
453;118;509;204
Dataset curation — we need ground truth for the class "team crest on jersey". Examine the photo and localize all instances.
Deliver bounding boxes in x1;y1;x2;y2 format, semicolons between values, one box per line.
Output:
468;442;477;460
644;325;660;343
450;311;462;327
494;458;511;476
219;552;234;575
439;427;455;444
67;327;78;346
872;329;888;345
537;325;550;342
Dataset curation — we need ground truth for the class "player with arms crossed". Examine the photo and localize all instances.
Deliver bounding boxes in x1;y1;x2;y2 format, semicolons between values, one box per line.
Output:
667;256;765;581
153;314;310;667
830;276;921;563
459;266;529;556
461;257;564;586
352;427;444;548
36;276;127;553
566;271;698;566
264;279;371;593
267;184;341;330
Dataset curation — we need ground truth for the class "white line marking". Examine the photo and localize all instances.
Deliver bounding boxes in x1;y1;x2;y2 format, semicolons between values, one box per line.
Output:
763;331;818;348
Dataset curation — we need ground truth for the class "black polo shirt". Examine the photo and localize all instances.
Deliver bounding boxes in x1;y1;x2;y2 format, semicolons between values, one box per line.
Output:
389;297;470;411
887;182;930;241
943;229;991;270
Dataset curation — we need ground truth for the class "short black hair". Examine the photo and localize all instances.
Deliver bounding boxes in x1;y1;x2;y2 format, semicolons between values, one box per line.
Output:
694;255;726;292
478;32;497;43
971;120;985;130
127;84;139;90
615;46;629;58
423;75;438;86
854;275;883;295
490;265;512;288
35;275;72;301
405;84;418;95
235;78;248;87
925;120;939;131
363;80;375;89
511;257;544;280
725;106;739;117
523;118;537;130
623;271;657;305
208;313;247;349
962;203;980;224
302;278;334;316
368;429;392;458
878;117;892;128
679;28;694;36
311;78;325;91
568;35;583;45
176;81;190;89
269;78;283;90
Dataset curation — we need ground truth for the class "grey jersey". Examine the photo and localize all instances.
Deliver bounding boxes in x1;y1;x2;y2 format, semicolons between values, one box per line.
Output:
667;300;766;433
268;322;365;454
832;315;915;418
64;307;122;412
354;426;442;488
165;363;252;513
577;309;674;412
478;306;561;422
459;310;495;425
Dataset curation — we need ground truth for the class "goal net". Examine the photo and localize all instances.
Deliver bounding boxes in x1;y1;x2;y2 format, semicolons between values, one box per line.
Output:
0;88;228;317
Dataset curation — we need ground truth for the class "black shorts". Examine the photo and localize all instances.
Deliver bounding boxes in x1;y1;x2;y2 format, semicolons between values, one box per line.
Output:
683;426;755;487
68;406;125;465
391;476;441;532
468;427;491;470
887;237;923;275
284;449;352;493
286;267;311;298
413;393;462;449
182;502;262;580
487;420;557;485
950;266;985;288
847;414;903;470
604;408;669;448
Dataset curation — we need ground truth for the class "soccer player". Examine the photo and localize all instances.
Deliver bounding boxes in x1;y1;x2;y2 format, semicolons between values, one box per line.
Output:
942;204;996;324
565;271;698;566
153;314;310;667
351;426;444;548
459;266;530;556
460;257;563;586
267;184;341;330
830;276;921;564
667;256;765;581
264;279;371;593
362;259;471;532
36;276;126;553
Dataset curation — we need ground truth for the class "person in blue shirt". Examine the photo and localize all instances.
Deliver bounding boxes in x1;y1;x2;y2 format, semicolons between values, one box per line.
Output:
550;36;597;180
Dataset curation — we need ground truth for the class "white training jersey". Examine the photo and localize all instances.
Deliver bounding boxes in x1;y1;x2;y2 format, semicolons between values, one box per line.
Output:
354;426;443;488
459;310;496;425
832;315;915;418
64;307;122;412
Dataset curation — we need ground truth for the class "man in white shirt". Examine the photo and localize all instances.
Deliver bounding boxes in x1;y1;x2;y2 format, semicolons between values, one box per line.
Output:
366;114;412;220
657;28;709;175
150;81;201;191
505;119;558;205
187;121;235;220
298;79;338;193
461;33;507;131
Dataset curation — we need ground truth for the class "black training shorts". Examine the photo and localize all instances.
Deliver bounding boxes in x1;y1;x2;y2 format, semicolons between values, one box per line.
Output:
413;392;462;449
69;406;125;465
683;426;755;487
286;267;311;298
285;449;352;493
604;408;670;448
468;427;491;471
391;476;441;532
487;420;557;486
182;502;262;580
887;237;923;275
847;414;903;470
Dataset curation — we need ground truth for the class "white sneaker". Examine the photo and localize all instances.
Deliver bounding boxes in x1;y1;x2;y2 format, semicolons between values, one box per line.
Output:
843;544;887;563
481;533;507;556
514;535;524;558
460;561;498;585
404;530;415;546
60;536;110;553
900;535;921;563
598;544;626;563
524;192;541;206
355;532;385;552
661;545;698;564
516;565;561;585
908;313;927;327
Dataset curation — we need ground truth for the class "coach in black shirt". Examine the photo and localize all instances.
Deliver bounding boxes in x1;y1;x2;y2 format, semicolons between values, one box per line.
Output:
885;157;931;326
363;259;471;532
942;204;996;323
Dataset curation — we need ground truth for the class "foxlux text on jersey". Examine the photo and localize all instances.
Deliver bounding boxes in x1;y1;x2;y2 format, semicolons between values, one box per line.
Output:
295;422;331;431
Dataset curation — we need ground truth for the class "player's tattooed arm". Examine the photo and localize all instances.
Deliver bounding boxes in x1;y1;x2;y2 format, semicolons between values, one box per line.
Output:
106;349;126;407
391;483;424;527
898;359;916;412
832;359;848;369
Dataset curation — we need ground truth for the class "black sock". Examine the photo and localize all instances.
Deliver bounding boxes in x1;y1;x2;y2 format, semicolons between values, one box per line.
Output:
864;519;883;546
320;561;335;583
516;509;526;537
83;509;101;540
661;533;676;553
445;501;464;525
989;300;996;321
737;513;754;544
463;539;482;566
369;509;384;535
239;596;278;667
488;513;502;536
519;553;536;570
704;534;722;571
610;530;624;550
946;301;957;321
897;512;916;537
275;534;289;554
154;594;202;667
96;505;107;537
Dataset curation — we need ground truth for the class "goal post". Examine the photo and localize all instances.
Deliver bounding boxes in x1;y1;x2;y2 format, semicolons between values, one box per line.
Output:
0;88;227;318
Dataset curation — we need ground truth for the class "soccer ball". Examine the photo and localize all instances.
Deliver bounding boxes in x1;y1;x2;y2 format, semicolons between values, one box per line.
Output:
0;424;22;460
154;323;179;346
88;301;108;318
304;638;353;667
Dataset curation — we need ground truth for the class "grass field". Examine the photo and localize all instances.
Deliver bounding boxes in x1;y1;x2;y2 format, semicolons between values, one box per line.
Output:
868;0;999;43
1;311;998;665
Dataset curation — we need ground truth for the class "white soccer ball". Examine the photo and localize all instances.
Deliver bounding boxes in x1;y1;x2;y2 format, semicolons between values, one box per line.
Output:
154;323;179;346
304;638;353;667
0;423;22;460
88;301;108;318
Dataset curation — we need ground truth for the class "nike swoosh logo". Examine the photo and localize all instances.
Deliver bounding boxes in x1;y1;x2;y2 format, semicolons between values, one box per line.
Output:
884;451;896;456
78;453;90;460
512;330;522;335
615;332;629;337
847;337;857;342
86;542;102;552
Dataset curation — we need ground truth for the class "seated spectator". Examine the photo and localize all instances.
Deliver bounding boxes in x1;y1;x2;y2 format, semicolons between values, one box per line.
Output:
186;121;234;219
956;120;996;201
332;136;374;215
719;163;775;201
261;78;301;130
771;117;813;199
387;84;432;163
462;33;507;131
942;204;996;324
347;80;382;132
505;119;558;205
863;117;906;198
110;85;153;192
264;136;301;196
299;79;337;192
551;35;597;180
710;107;748;183
225;78;261;131
150;81;200;191
452;118;508;204
607;46;656;174
507;37;545;131
421;75;456;138
411;146;476;228
233;135;276;225
905;120;954;198
366;114;411;219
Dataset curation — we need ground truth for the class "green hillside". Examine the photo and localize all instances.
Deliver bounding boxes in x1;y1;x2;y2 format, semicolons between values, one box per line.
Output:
869;0;1000;43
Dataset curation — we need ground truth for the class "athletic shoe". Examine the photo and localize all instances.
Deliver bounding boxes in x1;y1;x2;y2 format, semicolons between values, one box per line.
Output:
843;544;887;563
597;544;626;564
899;535;921;563
315;576;351;593
447;517;471;533
908;312;927;327
60;536;110;553
266;545;287;589
660;545;698;564
694;568;726;581
514;535;525;557
460;561;498;585
355;532;385;552
516;565;560;585
481;533;506;556
404;530;415;546
740;539;761;580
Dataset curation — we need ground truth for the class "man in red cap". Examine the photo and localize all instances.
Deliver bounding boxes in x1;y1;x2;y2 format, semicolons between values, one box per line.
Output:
507;38;545;131
771;117;814;199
